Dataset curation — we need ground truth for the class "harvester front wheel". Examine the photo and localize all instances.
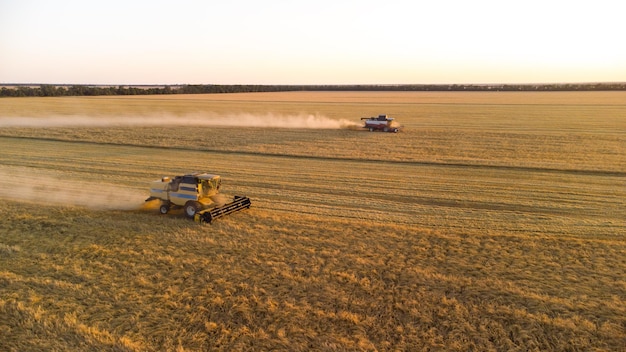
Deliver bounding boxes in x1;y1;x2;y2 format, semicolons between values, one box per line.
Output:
184;201;201;218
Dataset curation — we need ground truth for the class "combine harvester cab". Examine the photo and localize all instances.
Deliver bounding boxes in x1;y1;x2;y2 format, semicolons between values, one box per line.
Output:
361;114;399;132
145;173;251;223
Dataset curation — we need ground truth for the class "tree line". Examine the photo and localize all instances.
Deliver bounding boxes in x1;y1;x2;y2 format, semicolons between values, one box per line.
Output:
2;83;625;97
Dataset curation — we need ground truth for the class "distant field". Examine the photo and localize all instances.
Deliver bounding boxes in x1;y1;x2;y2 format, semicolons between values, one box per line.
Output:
0;92;624;351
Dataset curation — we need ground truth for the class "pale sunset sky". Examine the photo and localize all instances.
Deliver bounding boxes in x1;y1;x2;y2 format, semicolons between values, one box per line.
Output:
1;0;624;85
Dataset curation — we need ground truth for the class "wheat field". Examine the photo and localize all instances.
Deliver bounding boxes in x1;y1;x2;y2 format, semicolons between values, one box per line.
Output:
0;92;624;351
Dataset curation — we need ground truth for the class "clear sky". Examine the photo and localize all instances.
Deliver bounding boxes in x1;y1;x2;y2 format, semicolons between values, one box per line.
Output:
1;0;624;85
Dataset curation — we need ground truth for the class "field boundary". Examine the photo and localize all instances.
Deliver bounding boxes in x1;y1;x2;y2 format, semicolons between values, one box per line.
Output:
2;135;624;178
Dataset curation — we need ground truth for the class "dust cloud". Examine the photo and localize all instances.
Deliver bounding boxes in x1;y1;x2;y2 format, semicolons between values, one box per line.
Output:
0;113;360;129
0;168;147;210
210;193;230;206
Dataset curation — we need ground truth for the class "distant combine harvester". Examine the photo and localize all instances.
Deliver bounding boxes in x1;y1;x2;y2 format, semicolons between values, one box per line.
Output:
361;114;400;133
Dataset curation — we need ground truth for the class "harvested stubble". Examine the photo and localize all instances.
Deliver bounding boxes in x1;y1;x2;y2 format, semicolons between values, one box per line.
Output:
0;92;624;351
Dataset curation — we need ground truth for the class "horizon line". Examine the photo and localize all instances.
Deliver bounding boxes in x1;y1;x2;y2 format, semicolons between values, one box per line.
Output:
2;82;625;87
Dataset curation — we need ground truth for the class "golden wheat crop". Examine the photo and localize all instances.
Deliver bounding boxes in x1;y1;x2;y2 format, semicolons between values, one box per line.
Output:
0;92;624;351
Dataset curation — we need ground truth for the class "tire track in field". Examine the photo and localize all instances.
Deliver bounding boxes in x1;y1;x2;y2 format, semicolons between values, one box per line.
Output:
2;135;624;178
251;181;594;218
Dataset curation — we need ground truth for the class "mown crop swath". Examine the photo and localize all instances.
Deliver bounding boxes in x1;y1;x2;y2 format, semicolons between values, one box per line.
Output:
0;92;624;351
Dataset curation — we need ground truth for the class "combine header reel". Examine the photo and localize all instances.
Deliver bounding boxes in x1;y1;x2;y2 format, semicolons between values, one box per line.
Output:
194;195;251;223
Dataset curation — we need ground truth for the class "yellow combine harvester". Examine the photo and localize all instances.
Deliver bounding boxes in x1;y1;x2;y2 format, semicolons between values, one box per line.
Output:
145;173;251;223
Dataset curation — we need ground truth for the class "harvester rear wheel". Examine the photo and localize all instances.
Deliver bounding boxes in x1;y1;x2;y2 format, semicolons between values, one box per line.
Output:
159;203;170;214
184;201;201;218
